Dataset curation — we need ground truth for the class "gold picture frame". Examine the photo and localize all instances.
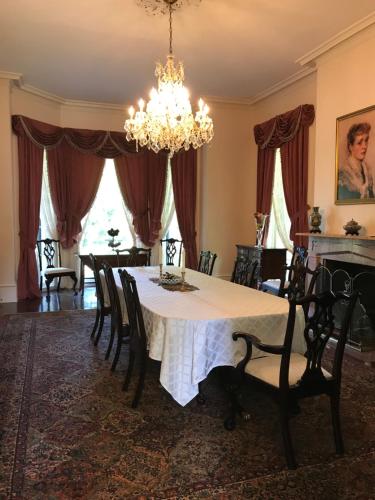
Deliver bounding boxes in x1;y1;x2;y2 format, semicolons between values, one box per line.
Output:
335;104;375;205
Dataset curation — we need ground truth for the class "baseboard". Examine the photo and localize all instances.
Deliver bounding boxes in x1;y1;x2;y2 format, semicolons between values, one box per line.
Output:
0;284;17;303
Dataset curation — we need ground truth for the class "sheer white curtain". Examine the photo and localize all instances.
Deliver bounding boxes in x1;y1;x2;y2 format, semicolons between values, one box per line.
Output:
266;149;293;254
39;152;82;288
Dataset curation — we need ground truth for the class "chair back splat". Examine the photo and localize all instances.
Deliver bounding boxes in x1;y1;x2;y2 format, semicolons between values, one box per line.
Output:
36;238;77;298
160;238;183;266
228;290;359;469
102;262;127;361
231;257;258;288
118;268;148;408
89;254;112;345
198;250;217;276
114;246;151;267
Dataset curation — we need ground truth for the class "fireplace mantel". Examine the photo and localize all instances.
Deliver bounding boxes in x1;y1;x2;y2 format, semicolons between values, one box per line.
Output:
297;233;375;267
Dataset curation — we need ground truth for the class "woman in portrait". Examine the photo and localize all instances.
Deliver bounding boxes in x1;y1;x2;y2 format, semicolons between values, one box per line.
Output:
338;122;374;200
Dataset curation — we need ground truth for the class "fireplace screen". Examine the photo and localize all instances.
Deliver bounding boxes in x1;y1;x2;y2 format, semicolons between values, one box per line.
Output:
316;261;375;351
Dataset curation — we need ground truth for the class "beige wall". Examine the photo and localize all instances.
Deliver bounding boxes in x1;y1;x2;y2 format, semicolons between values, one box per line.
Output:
0;79;17;302
199;101;253;278
314;24;375;234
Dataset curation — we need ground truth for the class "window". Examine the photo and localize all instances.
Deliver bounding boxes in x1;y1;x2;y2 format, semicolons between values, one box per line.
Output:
39;155;180;267
79;159;134;254
266;149;293;254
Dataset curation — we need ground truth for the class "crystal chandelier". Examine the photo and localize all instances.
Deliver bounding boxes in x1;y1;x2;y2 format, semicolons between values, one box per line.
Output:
124;0;213;158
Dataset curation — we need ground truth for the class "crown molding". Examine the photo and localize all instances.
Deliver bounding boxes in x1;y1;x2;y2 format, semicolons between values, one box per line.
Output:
0;71;23;83
203;95;252;106
14;79;127;110
249;66;316;105
20;83;65;104
63;98;126;111
296;11;375;66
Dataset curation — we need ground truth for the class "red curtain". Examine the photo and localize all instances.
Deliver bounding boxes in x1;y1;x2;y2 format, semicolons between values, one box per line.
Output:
147;152;168;246
17;135;44;300
280;127;309;246
114;154;150;246
47;141;104;248
171;149;198;269
114;152;167;247
256;148;275;244
254;104;315;245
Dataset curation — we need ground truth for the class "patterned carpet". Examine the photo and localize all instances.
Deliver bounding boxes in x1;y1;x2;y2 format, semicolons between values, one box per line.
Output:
0;310;374;499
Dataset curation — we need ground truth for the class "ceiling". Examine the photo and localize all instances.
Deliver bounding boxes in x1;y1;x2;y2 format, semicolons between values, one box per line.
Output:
0;0;374;105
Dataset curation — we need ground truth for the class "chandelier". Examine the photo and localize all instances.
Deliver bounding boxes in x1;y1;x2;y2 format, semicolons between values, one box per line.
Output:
124;0;213;158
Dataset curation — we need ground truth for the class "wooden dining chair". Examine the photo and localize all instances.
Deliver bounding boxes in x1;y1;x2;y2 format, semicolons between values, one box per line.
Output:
231;257;258;288
262;245;308;296
226;290;358;469
198;250;217;276
102;262;130;370
36;238;77;299
89;254;111;345
114;246;152;267
160;238;183;266
118;268;149;408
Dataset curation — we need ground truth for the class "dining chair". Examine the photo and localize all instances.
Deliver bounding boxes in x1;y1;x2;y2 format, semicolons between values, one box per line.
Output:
36;238;77;299
89;254;111;345
102;262;130;370
198;250;217;276
114;246;152;267
262;245;308;296
226;289;358;469
118;268;149;408
231;257;258;288
160;238;183;266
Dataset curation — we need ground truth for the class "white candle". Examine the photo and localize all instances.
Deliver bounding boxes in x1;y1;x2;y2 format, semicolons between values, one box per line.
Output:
158;242;163;265
181;247;185;272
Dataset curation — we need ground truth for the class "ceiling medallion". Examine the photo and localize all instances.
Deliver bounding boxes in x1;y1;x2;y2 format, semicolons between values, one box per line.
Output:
136;0;201;16
125;0;213;158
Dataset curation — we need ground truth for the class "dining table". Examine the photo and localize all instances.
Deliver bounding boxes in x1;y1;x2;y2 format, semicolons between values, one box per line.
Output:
103;266;306;407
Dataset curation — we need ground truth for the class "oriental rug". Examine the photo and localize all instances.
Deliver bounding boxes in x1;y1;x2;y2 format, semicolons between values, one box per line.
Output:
0;310;374;499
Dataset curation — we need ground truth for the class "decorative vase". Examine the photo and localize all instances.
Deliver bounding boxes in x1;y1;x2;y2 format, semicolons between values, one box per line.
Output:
254;213;269;248
309;207;322;234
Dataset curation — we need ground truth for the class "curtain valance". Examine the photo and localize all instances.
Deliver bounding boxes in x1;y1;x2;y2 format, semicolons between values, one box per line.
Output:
11;115;150;158
254;104;315;150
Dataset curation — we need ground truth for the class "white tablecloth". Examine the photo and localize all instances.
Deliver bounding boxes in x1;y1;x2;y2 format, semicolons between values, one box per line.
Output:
103;266;306;406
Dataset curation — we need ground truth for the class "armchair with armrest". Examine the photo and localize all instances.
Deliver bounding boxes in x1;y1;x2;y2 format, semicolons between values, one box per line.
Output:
225;290;358;469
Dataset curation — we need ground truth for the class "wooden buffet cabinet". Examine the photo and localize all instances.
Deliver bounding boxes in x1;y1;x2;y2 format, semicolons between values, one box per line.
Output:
234;245;287;283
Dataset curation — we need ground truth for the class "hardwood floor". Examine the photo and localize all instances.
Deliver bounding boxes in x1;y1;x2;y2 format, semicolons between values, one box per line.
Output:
0;286;97;315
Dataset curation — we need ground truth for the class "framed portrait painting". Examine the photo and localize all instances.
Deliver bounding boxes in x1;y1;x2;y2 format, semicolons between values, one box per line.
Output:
335;104;375;204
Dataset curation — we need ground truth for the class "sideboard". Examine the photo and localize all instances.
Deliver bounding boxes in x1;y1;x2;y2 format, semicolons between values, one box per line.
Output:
234;245;287;284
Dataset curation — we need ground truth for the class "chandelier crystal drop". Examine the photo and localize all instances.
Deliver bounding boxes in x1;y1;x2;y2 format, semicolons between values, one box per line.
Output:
124;0;213;158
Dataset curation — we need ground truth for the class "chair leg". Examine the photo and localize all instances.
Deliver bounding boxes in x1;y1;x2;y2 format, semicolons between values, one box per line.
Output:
330;392;344;454
45;277;52;301
94;313;105;346
105;321;116;360
123;350;135;392
90;307;100;339
57;277;61;292
72;274;78;293
131;354;148;408
280;404;297;469
111;333;123;371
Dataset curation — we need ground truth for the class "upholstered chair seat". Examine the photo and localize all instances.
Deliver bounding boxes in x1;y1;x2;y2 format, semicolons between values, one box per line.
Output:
244;353;332;388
